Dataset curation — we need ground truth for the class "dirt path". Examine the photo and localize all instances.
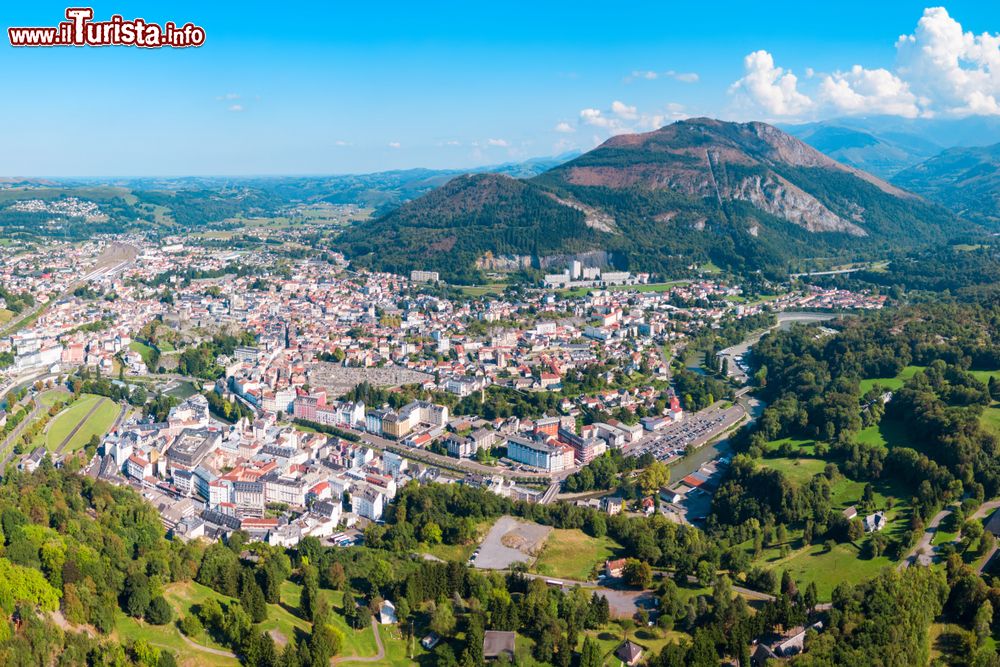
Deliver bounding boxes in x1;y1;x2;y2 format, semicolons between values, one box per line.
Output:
55;397;107;455
333;617;384;664
179;633;237;658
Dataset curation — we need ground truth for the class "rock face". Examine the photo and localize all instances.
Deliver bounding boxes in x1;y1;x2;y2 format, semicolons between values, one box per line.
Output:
338;118;965;282
544;118;918;236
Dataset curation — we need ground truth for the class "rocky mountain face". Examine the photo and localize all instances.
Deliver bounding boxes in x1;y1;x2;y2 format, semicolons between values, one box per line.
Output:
338;118;967;282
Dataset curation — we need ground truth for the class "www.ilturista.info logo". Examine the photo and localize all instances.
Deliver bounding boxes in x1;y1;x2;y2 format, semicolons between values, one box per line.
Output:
8;7;205;48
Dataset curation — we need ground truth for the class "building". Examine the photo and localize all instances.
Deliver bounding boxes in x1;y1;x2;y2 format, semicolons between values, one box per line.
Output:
605;558;627;579
615;641;644;666
410;270;440;283
166;428;220;471
483;631;516;662
379;599;397;624
506;435;574;472
863;511;887;532
354;484;385;521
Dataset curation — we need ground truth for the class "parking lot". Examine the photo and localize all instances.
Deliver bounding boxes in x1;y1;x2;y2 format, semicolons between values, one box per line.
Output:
628;402;745;462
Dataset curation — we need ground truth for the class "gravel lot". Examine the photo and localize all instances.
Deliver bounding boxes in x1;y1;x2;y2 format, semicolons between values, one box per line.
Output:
472;516;552;570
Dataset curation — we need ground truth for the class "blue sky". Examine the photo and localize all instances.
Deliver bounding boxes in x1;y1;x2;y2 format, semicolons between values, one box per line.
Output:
2;1;1000;176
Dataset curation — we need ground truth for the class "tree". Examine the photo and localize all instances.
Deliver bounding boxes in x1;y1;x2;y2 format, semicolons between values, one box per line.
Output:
622;559;653;589
637;461;670;497
240;574;268;623
988;376;1000;402
430;598;457;637
421;521;443;545
975;600;993;647
579;636;602;667
146;596;173;625
300;563;319;621
179;614;203;637
123;572;152;618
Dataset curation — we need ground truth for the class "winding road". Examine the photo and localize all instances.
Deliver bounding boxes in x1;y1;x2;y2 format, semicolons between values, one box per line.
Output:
333;616;384;664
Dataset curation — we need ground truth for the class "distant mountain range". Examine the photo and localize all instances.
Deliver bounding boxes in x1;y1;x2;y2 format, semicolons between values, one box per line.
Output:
339;118;966;282
893;143;1000;225
61;153;581;215
783;115;1000;179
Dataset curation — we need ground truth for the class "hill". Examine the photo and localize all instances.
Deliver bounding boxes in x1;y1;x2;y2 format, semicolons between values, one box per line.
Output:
892;143;1000;225
340;118;966;282
782;122;941;178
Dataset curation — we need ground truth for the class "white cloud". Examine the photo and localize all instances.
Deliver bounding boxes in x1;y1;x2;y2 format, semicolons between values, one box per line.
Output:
666;70;699;83
895;6;1000;116
727;7;1000;119
611;100;638;120
487;138;509;147
579;101;687;137
227;104;244;112
625;69;699;83
334;140;351;146
818;65;921;117
554;121;575;133
388;141;401;149
729;50;814;117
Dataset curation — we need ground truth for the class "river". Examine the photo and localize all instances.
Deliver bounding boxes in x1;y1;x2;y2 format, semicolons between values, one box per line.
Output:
670;311;840;484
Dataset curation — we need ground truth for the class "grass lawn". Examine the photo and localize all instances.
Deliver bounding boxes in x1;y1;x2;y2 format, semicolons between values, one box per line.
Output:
280;581;379;658
129;340;156;367
760;455;826;485
532;528;622;581
422;519;494;563
115;612;237;667
37;389;70;408
982;405;1000;438
855;418;914;451
0;309;13;324
858;365;925;395
166;381;200;399
43;393;119;452
457;284;508;297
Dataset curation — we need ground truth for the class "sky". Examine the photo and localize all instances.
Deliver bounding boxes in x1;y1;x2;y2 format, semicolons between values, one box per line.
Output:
2;1;1000;176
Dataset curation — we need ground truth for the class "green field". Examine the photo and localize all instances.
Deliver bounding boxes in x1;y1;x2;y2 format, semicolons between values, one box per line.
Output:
0;309;13;324
533;528;622;581
756;438;915;600
457;284;508;297
855;418;914;451
37;388;70;408
858;365;925;395
983;406;1000;438
43;393;119;453
129;340;156;367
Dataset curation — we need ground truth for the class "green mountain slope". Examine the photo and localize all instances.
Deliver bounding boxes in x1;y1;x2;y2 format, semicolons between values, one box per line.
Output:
339;118;968;282
892;143;1000;225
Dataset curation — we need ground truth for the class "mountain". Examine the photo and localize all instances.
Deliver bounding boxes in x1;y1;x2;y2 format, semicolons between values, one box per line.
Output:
783;115;1000;179
339;118;966;282
893;143;1000;225
781;122;941;178
61;153;581;215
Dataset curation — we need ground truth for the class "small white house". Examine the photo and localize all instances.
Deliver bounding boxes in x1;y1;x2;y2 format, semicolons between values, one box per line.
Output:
379;599;397;624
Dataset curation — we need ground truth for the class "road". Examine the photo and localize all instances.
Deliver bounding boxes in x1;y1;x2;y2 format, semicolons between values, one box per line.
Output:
333;616;384;664
341;425;556;481
900;499;1000;570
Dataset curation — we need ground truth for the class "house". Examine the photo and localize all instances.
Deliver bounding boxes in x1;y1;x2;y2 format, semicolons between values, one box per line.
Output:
863;511;887;532
985;509;1000;537
605;558;627;579
483;631;515;661
379;599;397;624
421;632;440;650
18;446;47;473
603;496;624;516
842;506;858;521
615;640;644;666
